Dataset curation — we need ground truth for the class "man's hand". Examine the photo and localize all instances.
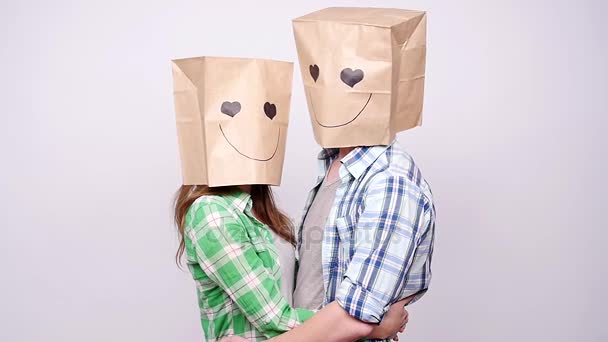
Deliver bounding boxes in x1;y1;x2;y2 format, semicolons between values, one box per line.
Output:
368;298;410;340
219;336;248;342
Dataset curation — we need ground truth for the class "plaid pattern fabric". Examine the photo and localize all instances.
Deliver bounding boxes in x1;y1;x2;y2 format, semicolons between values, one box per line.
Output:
298;142;436;333
185;192;314;341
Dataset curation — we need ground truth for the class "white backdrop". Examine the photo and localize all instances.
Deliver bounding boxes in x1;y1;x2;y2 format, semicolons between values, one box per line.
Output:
1;0;606;341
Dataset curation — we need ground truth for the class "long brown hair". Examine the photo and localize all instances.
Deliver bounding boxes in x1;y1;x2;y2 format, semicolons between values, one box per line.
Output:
173;184;295;265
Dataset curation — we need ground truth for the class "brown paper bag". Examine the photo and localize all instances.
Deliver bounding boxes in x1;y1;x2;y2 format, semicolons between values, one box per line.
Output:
171;57;293;186
293;7;427;148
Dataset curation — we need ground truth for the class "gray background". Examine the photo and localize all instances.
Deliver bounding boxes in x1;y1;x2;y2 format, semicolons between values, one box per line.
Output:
1;0;606;341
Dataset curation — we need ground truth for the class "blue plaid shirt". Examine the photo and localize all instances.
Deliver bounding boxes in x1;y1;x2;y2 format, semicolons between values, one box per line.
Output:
298;142;435;326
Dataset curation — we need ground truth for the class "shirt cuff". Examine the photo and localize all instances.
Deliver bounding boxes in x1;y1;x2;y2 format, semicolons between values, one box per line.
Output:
335;279;386;323
296;308;315;323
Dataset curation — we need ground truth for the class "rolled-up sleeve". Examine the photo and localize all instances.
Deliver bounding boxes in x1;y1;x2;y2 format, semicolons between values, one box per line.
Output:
335;175;434;323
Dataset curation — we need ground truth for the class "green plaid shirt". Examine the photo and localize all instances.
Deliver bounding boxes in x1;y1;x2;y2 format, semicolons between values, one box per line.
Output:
184;192;314;341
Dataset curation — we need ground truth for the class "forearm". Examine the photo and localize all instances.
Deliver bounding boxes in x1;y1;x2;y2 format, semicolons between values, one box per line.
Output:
268;302;373;342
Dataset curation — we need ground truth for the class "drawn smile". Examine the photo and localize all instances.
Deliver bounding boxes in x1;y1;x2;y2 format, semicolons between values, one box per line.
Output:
308;90;373;128
219;124;281;161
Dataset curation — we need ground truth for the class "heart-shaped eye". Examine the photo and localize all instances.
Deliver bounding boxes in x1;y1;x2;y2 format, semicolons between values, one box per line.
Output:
264;102;277;120
221;101;241;117
340;68;364;88
309;64;319;82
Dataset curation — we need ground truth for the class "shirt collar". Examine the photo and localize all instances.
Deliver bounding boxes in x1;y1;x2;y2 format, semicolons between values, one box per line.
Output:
316;143;392;180
224;191;253;213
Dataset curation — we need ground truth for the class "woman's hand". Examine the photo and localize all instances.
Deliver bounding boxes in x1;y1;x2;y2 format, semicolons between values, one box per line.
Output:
368;298;410;340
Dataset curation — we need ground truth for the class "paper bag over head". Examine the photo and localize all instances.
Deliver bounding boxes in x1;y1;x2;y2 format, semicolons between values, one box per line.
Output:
172;56;293;186
293;7;427;148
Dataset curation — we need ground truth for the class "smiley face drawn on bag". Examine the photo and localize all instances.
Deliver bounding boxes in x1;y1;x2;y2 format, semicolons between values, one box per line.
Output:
306;64;372;128
218;100;281;161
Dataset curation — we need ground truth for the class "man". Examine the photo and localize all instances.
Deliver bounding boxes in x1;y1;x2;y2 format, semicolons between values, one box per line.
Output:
221;7;434;342
291;7;436;340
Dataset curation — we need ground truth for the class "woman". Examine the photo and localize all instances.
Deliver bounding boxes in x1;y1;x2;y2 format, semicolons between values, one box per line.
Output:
174;184;409;341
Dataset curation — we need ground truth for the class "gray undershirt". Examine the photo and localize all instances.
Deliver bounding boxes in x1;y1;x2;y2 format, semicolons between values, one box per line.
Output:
293;177;340;310
269;229;296;306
